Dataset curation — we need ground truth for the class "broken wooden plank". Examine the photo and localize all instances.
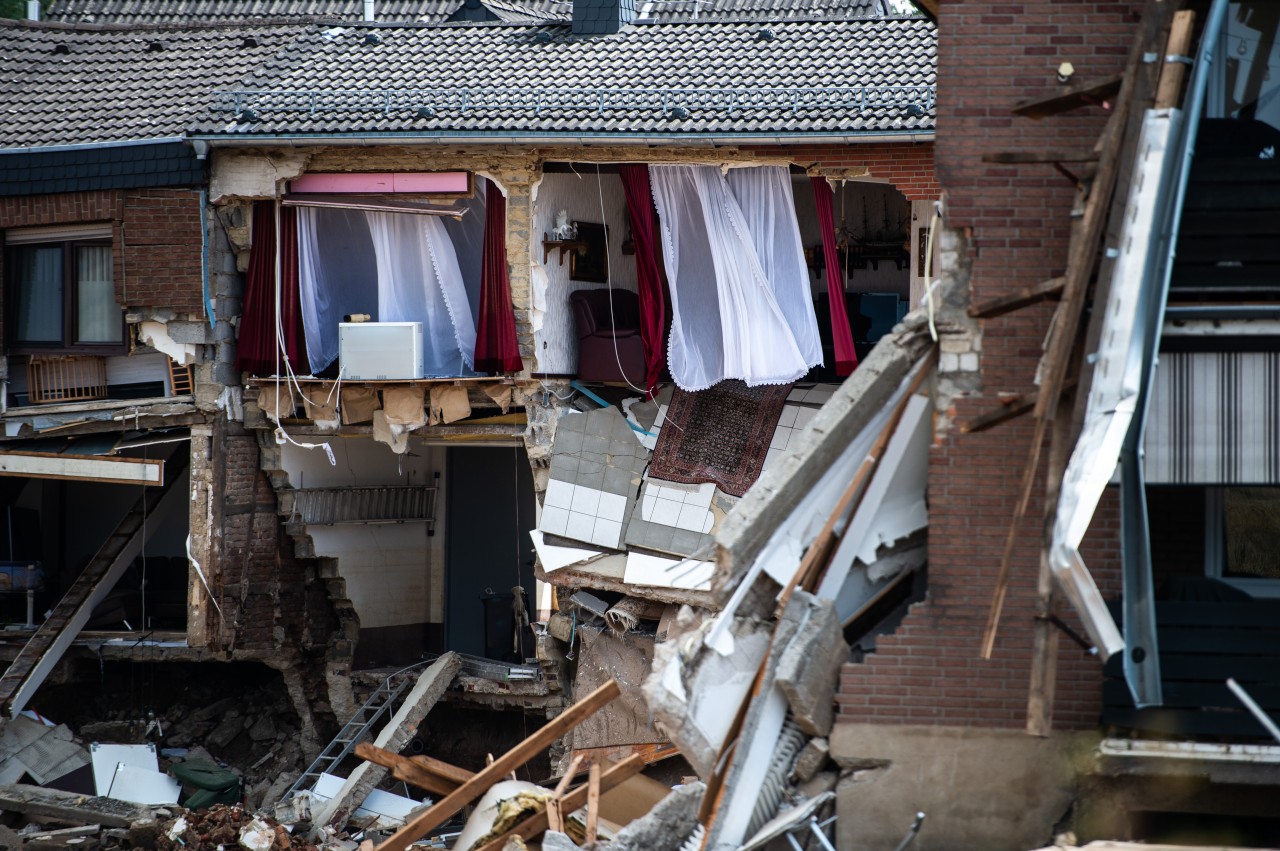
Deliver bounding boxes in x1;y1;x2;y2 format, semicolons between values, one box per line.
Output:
1013;75;1124;119
375;679;622;851
311;652;462;832
408;753;474;787
968;277;1065;318
959;392;1038;434
0;784;151;828
1155;10;1196;110
585;761;601;843
570;742;680;766
353;743;467;798
982;151;1101;164
472;756;646;851
546;754;583;834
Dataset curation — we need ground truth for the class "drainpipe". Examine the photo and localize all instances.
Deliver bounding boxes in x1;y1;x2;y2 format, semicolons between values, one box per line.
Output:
363;0;374;21
26;1;39;20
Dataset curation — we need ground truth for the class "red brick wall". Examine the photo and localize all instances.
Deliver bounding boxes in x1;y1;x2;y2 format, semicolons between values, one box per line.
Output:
0;189;206;337
837;0;1141;731
744;142;940;200
212;428;336;655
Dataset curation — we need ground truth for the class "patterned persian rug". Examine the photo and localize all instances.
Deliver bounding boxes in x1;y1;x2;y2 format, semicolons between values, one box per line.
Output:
648;379;794;497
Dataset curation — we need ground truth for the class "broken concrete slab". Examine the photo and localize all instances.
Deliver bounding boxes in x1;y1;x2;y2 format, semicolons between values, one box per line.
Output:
0;783;153;828
308;652;461;835
25;826;100;851
791;737;830;783
0;716;90;786
775;592;850;737
608;781;704;851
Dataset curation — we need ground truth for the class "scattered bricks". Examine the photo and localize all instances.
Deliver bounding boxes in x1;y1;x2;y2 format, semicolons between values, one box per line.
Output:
776;592;850;737
791;737;831;784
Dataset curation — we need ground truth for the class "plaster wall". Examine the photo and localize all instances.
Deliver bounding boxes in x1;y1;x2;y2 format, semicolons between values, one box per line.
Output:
831;723;1094;851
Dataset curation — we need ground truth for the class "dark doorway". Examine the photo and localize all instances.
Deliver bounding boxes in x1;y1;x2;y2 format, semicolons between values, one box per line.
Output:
444;445;537;659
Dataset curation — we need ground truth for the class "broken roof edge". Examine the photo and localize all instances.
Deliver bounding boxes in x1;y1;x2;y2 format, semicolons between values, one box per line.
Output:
713;312;936;606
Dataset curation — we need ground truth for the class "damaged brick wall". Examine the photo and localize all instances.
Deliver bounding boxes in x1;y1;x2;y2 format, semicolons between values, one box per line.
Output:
209;424;337;655
0;188;207;337
744;141;940;200
838;0;1138;730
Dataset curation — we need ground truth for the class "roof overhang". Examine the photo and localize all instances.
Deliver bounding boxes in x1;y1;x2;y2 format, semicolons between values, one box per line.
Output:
190;129;936;148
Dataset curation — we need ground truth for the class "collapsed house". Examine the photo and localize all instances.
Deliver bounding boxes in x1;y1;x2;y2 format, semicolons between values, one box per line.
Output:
0;1;943;848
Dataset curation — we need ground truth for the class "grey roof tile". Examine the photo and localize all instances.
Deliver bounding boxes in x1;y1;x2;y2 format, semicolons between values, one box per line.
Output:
0;19;312;148
196;17;935;139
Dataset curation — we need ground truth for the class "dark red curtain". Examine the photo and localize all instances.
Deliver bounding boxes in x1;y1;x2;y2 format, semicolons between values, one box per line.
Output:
619;164;666;397
474;179;523;374
236;201;306;375
811;176;857;376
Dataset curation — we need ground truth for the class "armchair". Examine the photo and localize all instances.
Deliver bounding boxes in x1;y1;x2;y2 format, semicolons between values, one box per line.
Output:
569;288;646;385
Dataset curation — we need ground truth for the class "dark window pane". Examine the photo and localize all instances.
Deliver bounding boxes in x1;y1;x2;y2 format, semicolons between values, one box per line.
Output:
12;245;63;343
1224;487;1280;579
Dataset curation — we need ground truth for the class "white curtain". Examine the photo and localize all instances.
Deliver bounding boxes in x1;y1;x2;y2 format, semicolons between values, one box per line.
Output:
76;245;121;343
649;164;821;391
298;207;478;376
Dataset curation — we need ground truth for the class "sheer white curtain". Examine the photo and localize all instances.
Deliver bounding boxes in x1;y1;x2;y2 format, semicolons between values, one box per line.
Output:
366;211;476;376
297;207;477;376
649;165;820;391
76;245;121;343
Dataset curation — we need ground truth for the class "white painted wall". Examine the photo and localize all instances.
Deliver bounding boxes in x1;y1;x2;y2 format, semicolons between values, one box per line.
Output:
532;171;638;374
281;437;444;629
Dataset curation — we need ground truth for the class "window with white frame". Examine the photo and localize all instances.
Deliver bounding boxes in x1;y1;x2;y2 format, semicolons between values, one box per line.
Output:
4;225;124;352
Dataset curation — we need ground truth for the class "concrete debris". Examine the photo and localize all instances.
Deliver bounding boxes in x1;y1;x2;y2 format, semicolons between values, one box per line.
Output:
571;627;664;751
790;737;830;783
607;781;705;851
0;716;90;786
796;770;838;799
775;592;850;737
0;783;153;828
153;805;315;851
539;831;581;851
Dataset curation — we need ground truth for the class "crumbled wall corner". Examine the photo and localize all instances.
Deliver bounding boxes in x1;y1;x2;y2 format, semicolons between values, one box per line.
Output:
927;225;980;432
522;385;575;492
776;592;849;738
210;148;311;204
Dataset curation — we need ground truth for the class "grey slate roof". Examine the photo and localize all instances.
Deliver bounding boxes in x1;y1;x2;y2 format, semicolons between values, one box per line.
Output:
44;0;886;25
0;20;311;149
196;17;935;140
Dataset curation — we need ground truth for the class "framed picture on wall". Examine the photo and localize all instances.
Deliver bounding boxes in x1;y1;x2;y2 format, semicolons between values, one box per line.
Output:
570;221;609;283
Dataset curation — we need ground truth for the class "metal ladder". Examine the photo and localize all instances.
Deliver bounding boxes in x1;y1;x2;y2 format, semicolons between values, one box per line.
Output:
283;673;413;801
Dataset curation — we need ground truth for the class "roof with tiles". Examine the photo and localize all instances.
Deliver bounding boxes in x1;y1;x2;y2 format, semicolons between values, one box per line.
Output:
44;0;886;26
0;19;312;149
195;17;935;140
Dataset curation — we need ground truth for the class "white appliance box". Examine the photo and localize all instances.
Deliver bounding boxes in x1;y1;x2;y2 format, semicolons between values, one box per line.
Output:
339;322;425;380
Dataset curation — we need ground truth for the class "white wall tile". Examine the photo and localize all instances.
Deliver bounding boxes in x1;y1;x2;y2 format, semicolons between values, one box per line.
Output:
676;503;710;532
570;485;601;516
566;510;596;543
650;498;682;527
598;491;628;523
592;518;623;548
540;505;570;536
544;479;574;510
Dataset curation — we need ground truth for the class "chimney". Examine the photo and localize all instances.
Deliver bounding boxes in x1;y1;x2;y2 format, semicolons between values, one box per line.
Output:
26;0;40;20
362;0;375;21
572;0;637;35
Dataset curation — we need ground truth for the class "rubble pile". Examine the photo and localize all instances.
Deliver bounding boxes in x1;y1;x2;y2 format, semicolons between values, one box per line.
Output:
154;805;316;851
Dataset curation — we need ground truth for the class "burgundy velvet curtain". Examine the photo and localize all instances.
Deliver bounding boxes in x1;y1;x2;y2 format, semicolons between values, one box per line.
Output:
236;201;305;375
811;176;857;376
474;178;523;374
619;164;666;396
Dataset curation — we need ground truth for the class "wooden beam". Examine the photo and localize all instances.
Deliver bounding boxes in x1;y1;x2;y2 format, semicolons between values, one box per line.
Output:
409;753;474;786
1013;75;1124;119
353;742;469;798
1156;10;1196;109
585;761;601;843
982;151;1101;164
375;679;622;851
472;756;645;851
969;277;1066;319
958;392;1037;435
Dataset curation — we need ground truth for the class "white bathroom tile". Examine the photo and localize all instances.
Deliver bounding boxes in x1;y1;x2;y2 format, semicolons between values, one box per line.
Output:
543;479;573;510
570;485;601;516
676;503;709;532
592;518;623;548
598;491;628;523
566;511;596;543
650;498;682;527
640;494;656;521
777;405;800;428
540;505;569;536
701;511;715;534
787;388;807;402
794;407;817;428
770;427;792;451
763;448;784;471
687;483;715;509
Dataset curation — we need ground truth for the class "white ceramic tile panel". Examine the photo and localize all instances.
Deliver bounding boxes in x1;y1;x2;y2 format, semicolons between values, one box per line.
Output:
565;510;596;543
598;491;628;522
570;485;602;515
648;496;682;526
777;405;800;428
543;479;573;510
794;407;817;428
592;518;623;547
540;505;570;536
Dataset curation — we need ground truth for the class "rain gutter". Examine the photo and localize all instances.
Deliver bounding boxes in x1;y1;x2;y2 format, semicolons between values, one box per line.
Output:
185;129;935;147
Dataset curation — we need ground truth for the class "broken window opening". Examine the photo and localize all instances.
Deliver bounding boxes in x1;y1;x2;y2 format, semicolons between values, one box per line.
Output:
535;162;913;390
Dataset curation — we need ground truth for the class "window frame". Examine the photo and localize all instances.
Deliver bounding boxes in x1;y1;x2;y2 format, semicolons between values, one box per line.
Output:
1204;486;1280;597
4;236;127;355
